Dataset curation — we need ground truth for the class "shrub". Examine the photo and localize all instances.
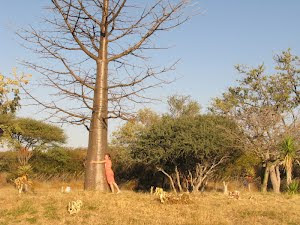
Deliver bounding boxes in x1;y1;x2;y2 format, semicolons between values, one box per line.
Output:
30;147;85;179
287;180;299;195
0;151;18;172
0;147;86;181
17;164;33;176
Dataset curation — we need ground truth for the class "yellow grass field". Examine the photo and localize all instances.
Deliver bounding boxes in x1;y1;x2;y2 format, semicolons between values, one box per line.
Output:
0;182;299;225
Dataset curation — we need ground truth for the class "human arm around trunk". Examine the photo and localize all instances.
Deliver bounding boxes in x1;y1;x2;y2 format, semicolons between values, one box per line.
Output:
91;160;106;164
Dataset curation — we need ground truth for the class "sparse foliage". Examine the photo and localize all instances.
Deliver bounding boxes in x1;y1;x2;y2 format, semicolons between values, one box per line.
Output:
168;95;201;118
19;0;194;191
0;69;30;115
210;50;300;193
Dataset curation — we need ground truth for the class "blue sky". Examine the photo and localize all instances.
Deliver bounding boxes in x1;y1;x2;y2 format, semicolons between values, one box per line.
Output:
1;0;300;147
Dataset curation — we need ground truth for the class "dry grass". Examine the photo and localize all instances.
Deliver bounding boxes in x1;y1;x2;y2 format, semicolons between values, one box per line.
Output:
0;182;299;225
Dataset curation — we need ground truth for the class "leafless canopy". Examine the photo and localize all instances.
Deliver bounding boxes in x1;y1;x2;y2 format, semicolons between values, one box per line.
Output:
18;0;194;129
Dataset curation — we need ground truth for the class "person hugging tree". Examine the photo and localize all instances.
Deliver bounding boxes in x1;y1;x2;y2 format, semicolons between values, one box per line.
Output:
91;154;121;193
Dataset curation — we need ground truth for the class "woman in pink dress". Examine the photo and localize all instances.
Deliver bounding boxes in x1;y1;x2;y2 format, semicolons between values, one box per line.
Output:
91;154;121;193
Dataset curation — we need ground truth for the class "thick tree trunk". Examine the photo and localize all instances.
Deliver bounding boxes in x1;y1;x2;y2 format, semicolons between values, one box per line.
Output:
84;0;109;191
286;164;292;186
261;164;269;192
269;164;281;193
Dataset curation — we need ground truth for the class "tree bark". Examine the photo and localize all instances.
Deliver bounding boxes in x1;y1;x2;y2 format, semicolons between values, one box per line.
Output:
286;164;292;186
269;164;281;193
261;163;269;192
223;181;229;195
200;179;208;192
157;167;177;193
18;0;192;191
194;177;206;192
84;0;109;191
175;166;183;192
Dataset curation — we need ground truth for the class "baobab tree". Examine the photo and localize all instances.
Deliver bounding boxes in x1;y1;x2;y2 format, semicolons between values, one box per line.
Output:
19;0;194;190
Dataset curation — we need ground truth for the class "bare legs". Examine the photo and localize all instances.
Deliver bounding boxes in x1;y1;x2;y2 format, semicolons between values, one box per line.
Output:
113;182;121;193
109;182;121;193
109;182;120;193
109;183;114;193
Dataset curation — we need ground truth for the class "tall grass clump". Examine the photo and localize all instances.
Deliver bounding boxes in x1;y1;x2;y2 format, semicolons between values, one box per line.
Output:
287;180;299;195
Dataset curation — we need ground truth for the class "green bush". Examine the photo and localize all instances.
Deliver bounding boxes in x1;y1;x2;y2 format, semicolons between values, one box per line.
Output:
30;147;85;179
287;180;299;195
17;164;33;176
0;147;86;181
0;151;18;172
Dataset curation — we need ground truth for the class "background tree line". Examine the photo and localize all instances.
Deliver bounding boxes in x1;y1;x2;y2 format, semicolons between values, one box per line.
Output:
1;50;300;193
111;50;300;193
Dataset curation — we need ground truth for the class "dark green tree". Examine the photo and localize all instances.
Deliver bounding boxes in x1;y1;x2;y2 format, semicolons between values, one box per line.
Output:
131;115;243;192
0;117;66;176
7;117;66;150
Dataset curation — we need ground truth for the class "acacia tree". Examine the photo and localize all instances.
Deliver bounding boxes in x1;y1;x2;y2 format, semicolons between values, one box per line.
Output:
0;116;66;176
0;116;66;157
210;50;300;193
9;118;66;150
19;0;193;190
